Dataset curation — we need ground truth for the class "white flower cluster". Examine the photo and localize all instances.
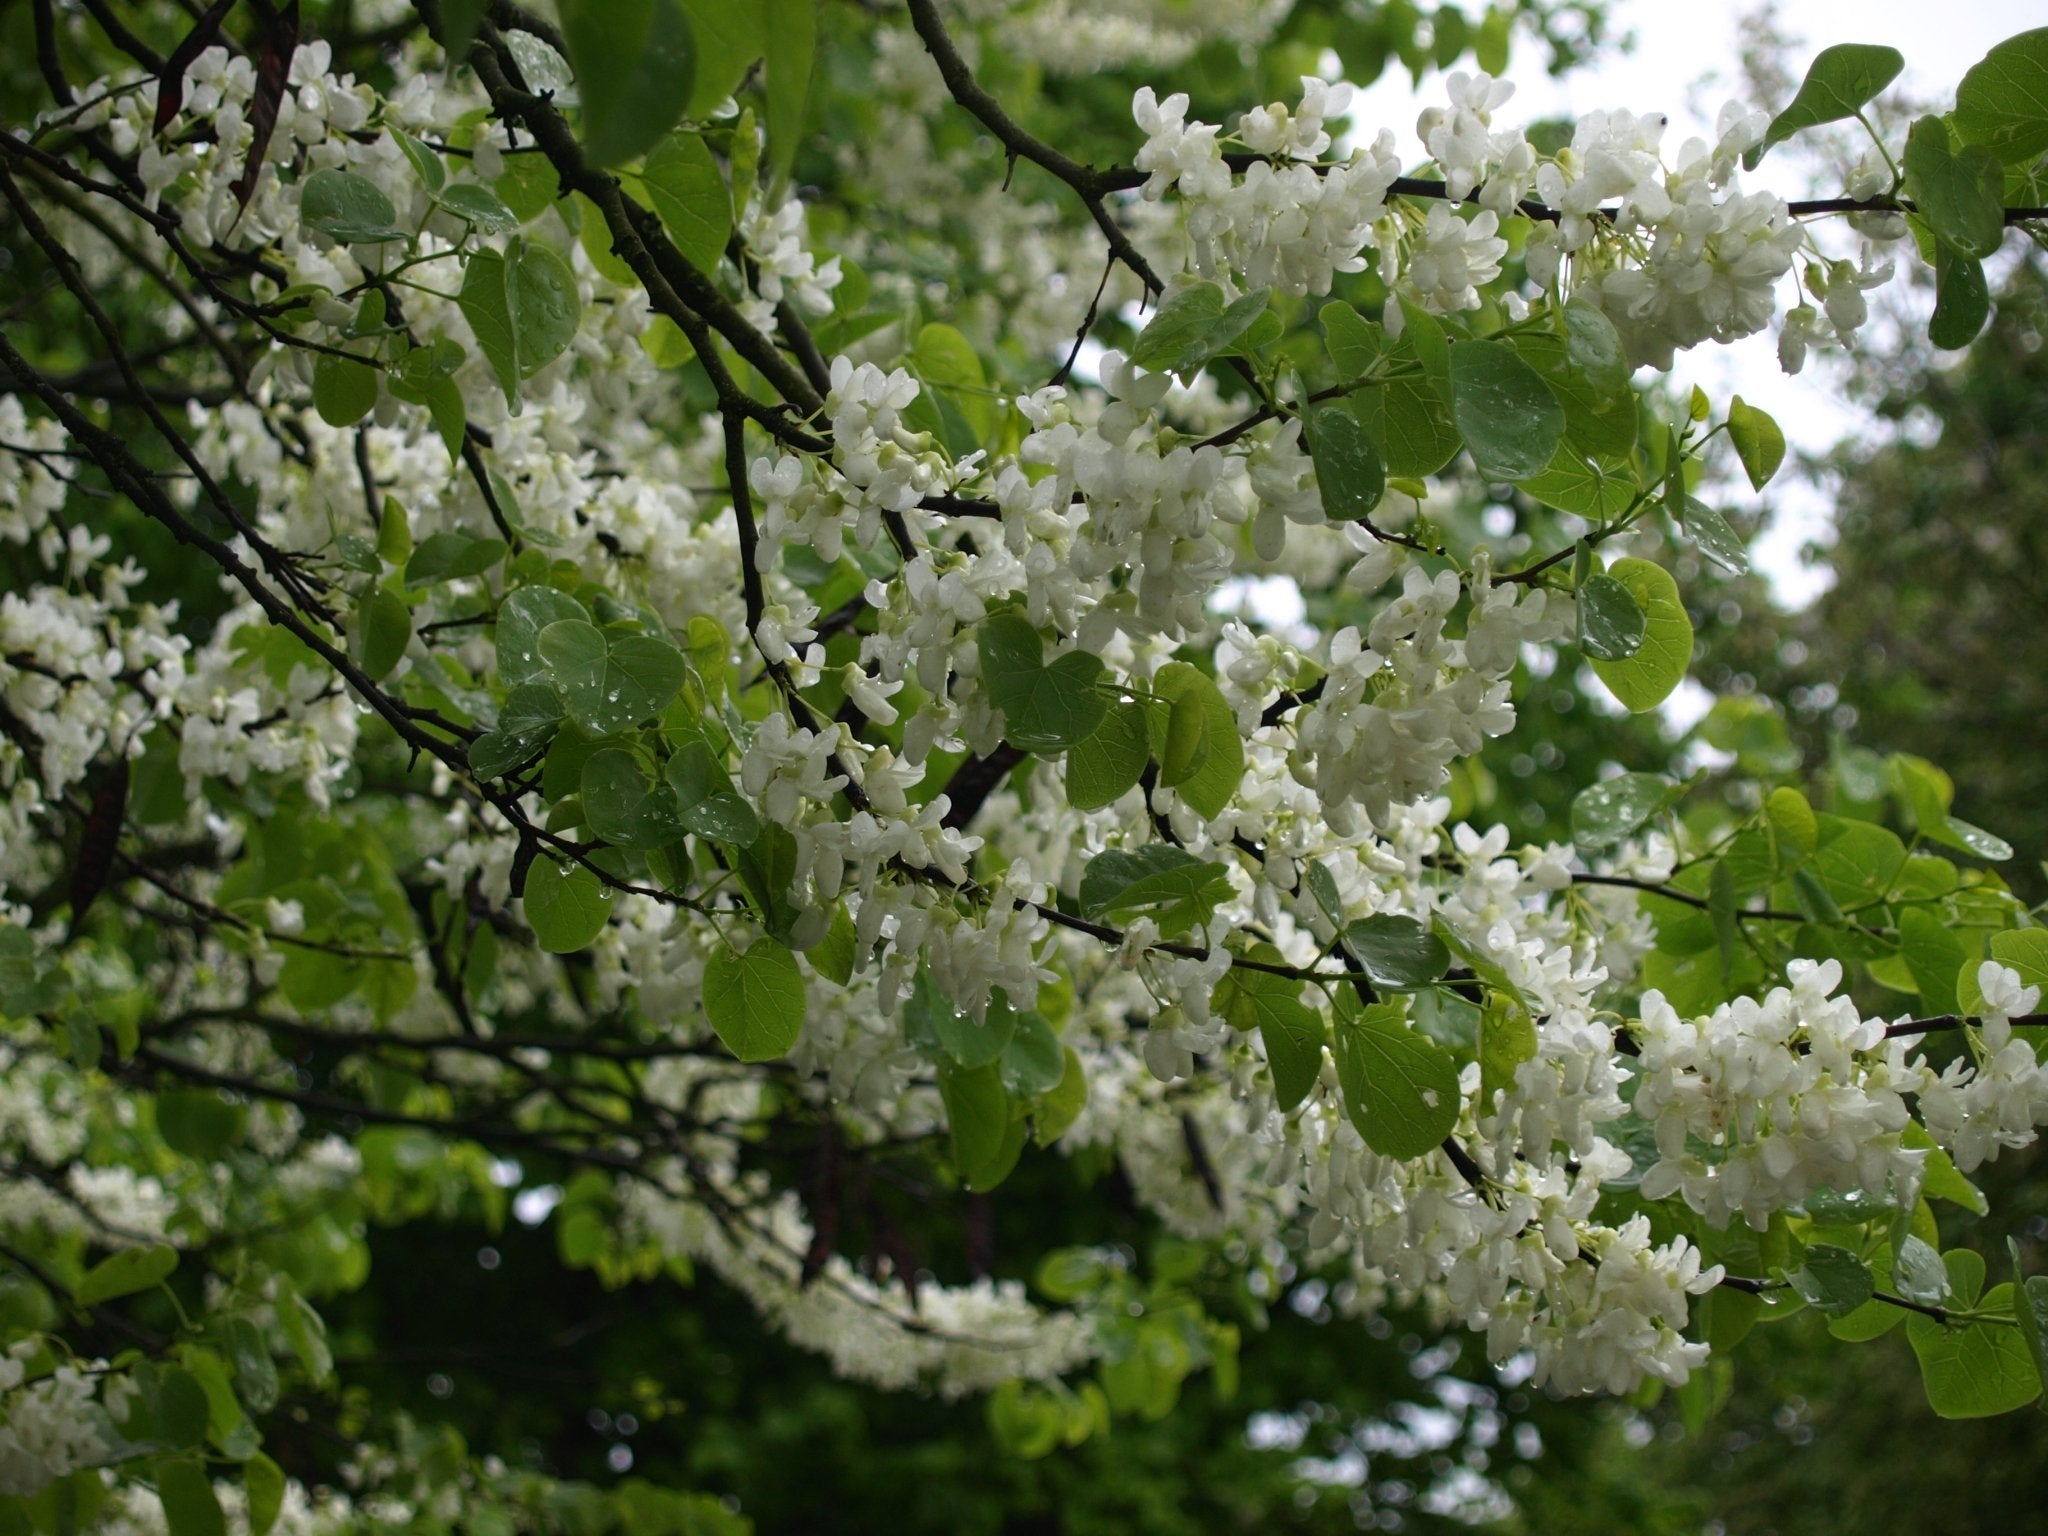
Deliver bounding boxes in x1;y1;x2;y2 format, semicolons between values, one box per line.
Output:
0;1345;108;1497
1633;959;1926;1227
1912;963;2048;1173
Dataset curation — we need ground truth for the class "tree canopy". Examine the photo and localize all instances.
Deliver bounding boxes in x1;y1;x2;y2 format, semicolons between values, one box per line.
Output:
2;2;2048;1531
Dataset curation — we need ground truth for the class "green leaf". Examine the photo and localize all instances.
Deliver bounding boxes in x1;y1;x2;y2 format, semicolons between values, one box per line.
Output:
1079;845;1234;941
405;530;506;588
807;902;858;985
1674;496;1749;575
524;860;610;952
763;0;818;187
1131;282;1272;374
355;587;411;681
2010;1239;2048;1409
1563;296;1630;397
1150;662;1242;819
1325;302;1462;477
1221;968;1325;1114
1903;116;2007;259
1588;558;1693;712
299;168;406;243
154;1457;227;1536
1343;914;1450;990
1516;329;1635;459
1307;405;1386;520
977;613;1107;753
388;341;467;461
1331;996;1461;1159
539;619;688;735
74;1242;178;1306
1955;27;2048;163
459;240;582;413
678;0;762;117
312;351;378;427
704;937;806;1061
1810;813;1908;909
558;0;698;166
244;1453;286;1536
1447;340;1564;482
1898;907;1966;1014
582;748;685;849
438;180;521;234
1764;785;1819;861
152;1365;213;1449
1725;396;1786;490
1479;997;1537;1108
1000;1011;1066;1096
642;130;733;275
1156;687;1208;789
667;739;760;845
1752;44;1905;166
156;1091;245;1159
1909;1288;2043;1417
470;683;565;779
1065;701;1149;811
912;322;996;441
1929;244;1991;350
437;0;490;61
938;1060;1023;1192
1895;1234;1949;1305
1577;572;1645;660
1571;771;1680;852
1938;816;2013;861
497;585;590;686
1788;1244;1874;1315
932;985;1017;1070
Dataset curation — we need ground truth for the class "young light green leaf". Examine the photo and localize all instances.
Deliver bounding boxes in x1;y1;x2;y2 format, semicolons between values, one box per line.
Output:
1448;340;1564;482
558;0;698;166
704;937;806;1062
1577;572;1646;660
1588;557;1694;712
1343;914;1451;990
1331;997;1461;1159
1955;27;2048;163
1065;700;1149;811
1726;395;1787;490
1307;405;1387;520
1904;115;2007;259
356;587;411;681
524;860;610;953
1478;998;1537;1109
74;1243;178;1306
1752;44;1905;167
1150;662;1241;819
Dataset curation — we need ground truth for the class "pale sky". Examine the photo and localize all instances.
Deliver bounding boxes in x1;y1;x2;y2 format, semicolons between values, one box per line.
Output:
1348;0;2043;606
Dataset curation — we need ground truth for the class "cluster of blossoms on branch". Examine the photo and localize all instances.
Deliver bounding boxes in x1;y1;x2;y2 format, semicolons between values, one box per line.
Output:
1;0;2046;1522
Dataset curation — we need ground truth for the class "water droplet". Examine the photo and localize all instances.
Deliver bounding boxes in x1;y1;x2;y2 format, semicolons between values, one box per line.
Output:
606;689;620;701
522;650;533;661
